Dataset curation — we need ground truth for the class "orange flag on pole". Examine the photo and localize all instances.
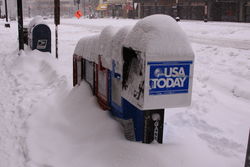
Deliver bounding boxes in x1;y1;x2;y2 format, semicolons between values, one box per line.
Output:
74;10;83;19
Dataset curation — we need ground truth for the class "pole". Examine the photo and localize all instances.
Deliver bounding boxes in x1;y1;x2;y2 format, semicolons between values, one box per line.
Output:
17;0;24;50
245;130;250;167
83;0;85;16
28;6;31;18
175;0;180;21
4;0;10;27
54;0;60;59
4;0;7;22
0;7;1;18
55;25;58;59
204;0;208;22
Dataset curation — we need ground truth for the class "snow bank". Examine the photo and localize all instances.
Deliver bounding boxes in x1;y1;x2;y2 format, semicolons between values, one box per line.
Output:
26;82;233;167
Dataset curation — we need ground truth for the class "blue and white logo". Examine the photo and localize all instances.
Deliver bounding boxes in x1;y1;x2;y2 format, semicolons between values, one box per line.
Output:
148;61;192;95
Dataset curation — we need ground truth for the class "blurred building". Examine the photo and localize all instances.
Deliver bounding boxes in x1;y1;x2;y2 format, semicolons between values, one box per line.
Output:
23;0;76;18
0;0;16;20
96;0;134;18
134;0;250;22
20;0;250;22
0;0;2;18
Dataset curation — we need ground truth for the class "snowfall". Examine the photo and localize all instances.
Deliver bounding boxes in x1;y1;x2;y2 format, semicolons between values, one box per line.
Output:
0;15;250;167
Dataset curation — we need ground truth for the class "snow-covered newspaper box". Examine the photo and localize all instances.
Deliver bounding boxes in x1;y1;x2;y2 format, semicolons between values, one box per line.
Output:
121;15;194;143
73;35;99;91
28;16;51;53
110;26;132;118
96;26;119;110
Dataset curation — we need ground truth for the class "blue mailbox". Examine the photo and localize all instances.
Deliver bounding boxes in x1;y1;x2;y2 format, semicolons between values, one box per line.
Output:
28;16;51;52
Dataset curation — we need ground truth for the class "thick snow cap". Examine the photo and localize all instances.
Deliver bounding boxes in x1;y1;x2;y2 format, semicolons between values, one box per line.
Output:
99;26;119;69
111;26;132;74
74;34;100;62
123;14;194;60
28;16;47;31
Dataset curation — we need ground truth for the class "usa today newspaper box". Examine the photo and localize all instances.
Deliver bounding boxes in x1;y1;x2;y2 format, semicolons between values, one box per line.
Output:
121;15;194;143
28;16;51;52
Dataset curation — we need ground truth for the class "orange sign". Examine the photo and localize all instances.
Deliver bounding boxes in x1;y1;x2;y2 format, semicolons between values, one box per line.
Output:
75;10;83;19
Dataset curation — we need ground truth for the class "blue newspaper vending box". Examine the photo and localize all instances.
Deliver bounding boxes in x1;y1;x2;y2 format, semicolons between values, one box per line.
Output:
120;15;195;143
110;26;131;118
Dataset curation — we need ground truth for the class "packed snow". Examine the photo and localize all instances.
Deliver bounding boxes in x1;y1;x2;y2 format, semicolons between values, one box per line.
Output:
0;16;250;167
123;15;194;60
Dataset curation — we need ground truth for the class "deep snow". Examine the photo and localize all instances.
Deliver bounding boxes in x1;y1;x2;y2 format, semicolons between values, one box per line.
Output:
0;17;250;167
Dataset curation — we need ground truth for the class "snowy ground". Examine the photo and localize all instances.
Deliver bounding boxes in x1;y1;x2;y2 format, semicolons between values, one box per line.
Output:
0;17;250;167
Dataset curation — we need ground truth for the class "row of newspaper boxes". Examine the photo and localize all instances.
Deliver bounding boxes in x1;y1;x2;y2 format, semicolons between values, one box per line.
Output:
73;15;195;143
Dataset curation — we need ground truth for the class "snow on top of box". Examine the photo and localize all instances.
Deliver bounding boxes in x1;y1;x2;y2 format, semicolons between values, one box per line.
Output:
124;15;194;60
111;26;132;74
99;26;119;69
74;34;100;62
111;26;132;61
28;16;48;30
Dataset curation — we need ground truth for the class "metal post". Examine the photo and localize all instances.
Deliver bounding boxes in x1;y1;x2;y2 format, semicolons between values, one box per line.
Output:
245;130;250;167
4;0;8;22
204;0;208;22
138;2;141;18
28;6;31;18
17;0;24;50
55;25;58;59
4;0;10;27
54;0;60;59
0;0;2;18
175;0;180;21
132;0;135;19
141;2;144;18
83;0;85;16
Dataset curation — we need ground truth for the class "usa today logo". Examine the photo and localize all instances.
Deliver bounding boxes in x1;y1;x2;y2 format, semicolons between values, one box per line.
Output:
148;61;192;95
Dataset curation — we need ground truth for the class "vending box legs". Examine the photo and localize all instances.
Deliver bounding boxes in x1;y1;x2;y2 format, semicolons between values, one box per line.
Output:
120;98;165;143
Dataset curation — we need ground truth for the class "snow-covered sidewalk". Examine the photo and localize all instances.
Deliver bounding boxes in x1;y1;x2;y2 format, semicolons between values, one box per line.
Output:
0;18;250;167
0;20;68;167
